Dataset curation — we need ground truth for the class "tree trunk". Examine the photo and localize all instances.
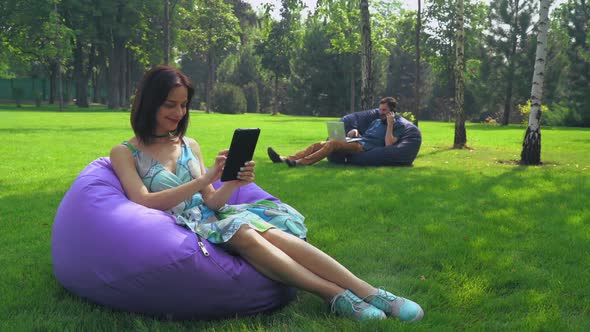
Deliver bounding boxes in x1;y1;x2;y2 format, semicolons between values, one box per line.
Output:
360;0;373;110
350;59;355;114
502;0;520;125
453;0;466;148
49;62;57;104
107;38;123;109
57;61;64;111
74;39;90;108
205;49;215;113
272;74;279;115
164;0;170;65
414;0;421;125
120;47;129;107
521;0;550;165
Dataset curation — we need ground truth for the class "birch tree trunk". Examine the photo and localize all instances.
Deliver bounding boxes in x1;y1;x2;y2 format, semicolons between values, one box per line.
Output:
360;0;373;111
520;0;550;165
453;0;466;148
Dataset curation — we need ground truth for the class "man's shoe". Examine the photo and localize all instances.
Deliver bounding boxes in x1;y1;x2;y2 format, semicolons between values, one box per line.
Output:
285;159;297;167
330;290;386;321
365;288;424;322
267;147;283;163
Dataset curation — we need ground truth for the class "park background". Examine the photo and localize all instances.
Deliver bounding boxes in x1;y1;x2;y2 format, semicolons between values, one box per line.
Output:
1;0;589;330
1;0;588;127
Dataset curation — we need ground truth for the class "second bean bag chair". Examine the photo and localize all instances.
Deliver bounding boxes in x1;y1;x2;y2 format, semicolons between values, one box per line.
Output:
327;109;422;166
51;157;297;319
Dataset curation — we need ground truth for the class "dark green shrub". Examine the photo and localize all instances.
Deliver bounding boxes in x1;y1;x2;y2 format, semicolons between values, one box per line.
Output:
210;83;246;114
242;82;259;113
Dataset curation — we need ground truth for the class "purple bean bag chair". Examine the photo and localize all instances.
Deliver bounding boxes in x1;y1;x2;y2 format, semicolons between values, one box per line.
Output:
52;157;296;319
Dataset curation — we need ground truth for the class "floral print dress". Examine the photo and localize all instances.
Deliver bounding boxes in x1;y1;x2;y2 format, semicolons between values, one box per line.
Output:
122;137;307;244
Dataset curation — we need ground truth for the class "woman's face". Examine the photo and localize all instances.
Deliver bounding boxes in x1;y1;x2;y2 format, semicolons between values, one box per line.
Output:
155;85;188;135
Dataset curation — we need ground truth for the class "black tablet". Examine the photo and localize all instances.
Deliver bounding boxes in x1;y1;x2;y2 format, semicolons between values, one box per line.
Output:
220;128;261;182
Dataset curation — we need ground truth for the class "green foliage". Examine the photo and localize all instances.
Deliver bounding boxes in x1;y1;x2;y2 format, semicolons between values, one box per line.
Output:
210;83;247;114
316;0;361;55
555;0;590;126
255;2;300;80
400;111;416;124
288;16;352;116
2;0;589;126
517;101;581;127
517;100;551;125
178;0;241;56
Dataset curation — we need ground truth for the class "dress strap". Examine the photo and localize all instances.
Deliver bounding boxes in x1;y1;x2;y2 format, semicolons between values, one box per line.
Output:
122;141;138;154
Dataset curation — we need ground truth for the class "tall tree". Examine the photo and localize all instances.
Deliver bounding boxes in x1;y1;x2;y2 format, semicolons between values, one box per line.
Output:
178;0;241;112
255;0;302;115
316;0;361;114
489;0;533;125
454;0;466;148
560;0;589;126
1;0;73;104
422;0;488;121
360;0;373;110
521;0;551;165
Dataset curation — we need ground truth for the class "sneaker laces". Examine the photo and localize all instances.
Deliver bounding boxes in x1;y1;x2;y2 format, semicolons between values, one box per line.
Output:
364;288;398;313
330;291;364;315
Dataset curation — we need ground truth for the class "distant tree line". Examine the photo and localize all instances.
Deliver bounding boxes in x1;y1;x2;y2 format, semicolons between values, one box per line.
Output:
0;0;587;126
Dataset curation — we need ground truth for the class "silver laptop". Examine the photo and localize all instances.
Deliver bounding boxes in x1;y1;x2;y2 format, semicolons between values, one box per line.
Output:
326;121;363;142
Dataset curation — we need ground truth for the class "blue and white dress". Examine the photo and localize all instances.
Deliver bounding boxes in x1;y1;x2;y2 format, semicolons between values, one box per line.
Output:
122;137;307;244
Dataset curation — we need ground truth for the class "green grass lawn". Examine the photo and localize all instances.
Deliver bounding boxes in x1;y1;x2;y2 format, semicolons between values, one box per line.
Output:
1;104;589;331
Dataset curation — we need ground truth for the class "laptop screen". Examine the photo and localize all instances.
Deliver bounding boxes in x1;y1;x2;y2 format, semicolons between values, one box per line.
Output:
326;121;346;141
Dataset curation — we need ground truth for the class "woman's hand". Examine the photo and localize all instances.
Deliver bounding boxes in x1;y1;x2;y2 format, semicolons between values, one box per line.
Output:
203;149;228;184
226;161;256;188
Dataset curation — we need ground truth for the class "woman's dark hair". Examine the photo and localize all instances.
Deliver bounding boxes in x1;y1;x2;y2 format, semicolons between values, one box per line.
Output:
131;65;194;144
379;97;397;113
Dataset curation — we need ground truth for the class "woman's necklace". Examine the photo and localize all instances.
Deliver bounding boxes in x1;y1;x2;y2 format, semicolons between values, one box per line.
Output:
152;131;176;138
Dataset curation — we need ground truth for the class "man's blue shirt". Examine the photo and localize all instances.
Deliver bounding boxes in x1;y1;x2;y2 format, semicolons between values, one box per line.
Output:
359;118;387;151
358;114;418;151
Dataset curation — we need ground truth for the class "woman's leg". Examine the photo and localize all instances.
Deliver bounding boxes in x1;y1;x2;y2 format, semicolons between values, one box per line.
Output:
260;228;376;298
258;229;424;322
226;226;422;321
226;226;344;301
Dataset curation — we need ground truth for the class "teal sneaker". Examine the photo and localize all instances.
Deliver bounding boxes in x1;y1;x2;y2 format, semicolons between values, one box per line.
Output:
365;289;424;322
330;289;386;321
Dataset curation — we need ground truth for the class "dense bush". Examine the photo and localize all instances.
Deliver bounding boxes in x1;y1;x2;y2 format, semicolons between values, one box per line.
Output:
518;100;564;126
210;83;247;114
